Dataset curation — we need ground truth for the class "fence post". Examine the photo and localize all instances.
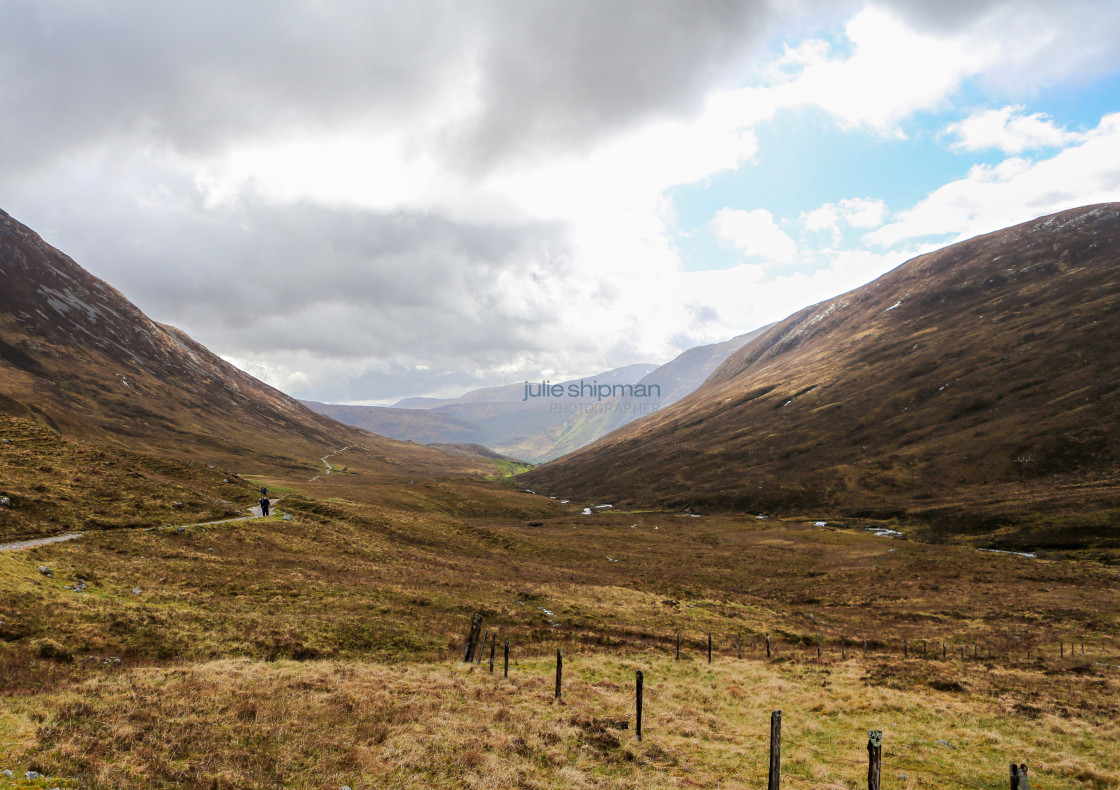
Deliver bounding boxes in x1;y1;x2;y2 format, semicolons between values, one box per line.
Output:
1060;643;1064;659
676;631;680;661
477;631;489;664
463;612;483;662
842;640;846;660
708;633;712;664
766;634;772;659
738;632;742;660
768;710;782;790
817;636;821;659
503;637;509;678
555;649;563;699
636;669;644;742
943;641;946;659
863;638;868;655
1010;762;1030;790
867;730;882;790
489;633;495;674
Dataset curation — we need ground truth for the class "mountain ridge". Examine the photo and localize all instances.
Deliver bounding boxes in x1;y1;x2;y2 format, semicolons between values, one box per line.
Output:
304;331;763;461
0;208;475;479
522;204;1120;547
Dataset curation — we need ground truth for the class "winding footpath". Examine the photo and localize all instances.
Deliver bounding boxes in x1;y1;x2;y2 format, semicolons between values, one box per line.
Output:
309;444;355;482
0;499;279;553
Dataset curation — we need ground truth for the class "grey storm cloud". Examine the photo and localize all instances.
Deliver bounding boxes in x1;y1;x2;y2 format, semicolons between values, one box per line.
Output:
0;0;780;176
24;187;574;360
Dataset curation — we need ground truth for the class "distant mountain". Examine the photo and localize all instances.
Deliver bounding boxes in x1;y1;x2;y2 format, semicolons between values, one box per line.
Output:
522;205;1120;546
305;334;762;462
0;208;473;478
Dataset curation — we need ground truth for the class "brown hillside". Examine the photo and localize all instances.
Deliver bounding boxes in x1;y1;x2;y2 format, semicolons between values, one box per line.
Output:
522;204;1120;546
0;208;472;479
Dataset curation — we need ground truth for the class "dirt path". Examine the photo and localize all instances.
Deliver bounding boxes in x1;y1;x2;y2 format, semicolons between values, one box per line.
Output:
309;445;355;481
0;499;280;553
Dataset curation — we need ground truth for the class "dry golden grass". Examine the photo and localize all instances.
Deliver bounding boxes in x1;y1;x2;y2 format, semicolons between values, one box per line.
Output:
2;416;1119;788
2;651;1117;789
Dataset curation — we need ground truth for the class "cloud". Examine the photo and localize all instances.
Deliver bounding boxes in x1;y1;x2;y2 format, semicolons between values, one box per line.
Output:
944;106;1084;153
2;0;1119;406
0;1;779;181
867;112;1120;247
801;198;888;240
710;208;798;263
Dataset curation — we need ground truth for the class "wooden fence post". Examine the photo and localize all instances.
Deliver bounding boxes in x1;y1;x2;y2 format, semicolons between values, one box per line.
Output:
555;649;563;699
477;631;490;664
738;632;742;660
1010;762;1030;789
489;633;495;674
768;710;781;790
766;634;772;659
842;640;846;660
942;641;946;659
676;631;680;661
863;638;868;655
1060;643;1064;659
462;613;483;663
708;633;712;664
635;669;644;742
867;730;882;790
817;636;821;659
503;637;509;678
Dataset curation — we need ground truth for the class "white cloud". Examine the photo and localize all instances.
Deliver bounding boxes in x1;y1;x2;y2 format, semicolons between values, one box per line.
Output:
802;197;888;239
944;106;1084;154
710;208;798;263
867;112;1120;247
763;7;998;133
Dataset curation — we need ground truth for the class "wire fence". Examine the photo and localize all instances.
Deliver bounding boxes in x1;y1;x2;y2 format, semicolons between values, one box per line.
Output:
458;619;1087;789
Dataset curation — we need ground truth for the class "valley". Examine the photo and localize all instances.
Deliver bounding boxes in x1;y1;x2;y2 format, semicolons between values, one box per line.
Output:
1;206;1119;788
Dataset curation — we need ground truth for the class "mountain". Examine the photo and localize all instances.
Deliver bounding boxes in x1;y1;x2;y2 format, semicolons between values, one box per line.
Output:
304;333;761;462
0;208;472;479
521;205;1120;545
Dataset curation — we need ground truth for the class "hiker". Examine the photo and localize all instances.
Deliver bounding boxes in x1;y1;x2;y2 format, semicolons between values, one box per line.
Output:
260;486;268;497
259;497;270;517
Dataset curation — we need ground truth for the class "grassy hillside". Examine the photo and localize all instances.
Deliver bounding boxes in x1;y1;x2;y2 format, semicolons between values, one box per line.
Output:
0;413;1118;787
522;205;1120;548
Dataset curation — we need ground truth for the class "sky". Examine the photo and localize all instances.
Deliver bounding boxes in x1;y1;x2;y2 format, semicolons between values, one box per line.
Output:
2;0;1119;405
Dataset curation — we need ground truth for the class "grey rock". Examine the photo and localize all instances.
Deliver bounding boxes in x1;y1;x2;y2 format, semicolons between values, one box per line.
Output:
0;769;11;777
936;739;956;750
38;566;53;577
223;478;230;483
131;588;143;595
0;496;10;507
282;513;293;522
1;437;9;443
172;501;183;508
103;657;121;665
25;771;41;780
177;526;186;534
64;580;88;592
